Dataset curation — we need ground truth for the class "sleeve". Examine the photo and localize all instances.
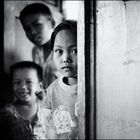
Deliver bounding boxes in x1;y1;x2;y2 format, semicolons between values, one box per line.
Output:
0;105;32;140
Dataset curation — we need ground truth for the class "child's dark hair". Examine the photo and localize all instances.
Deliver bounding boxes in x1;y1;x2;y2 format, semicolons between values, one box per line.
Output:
10;61;43;82
51;20;77;50
19;3;55;28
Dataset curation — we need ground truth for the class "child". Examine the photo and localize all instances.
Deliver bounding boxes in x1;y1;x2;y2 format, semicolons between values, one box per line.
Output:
19;3;61;88
0;61;54;139
43;20;78;139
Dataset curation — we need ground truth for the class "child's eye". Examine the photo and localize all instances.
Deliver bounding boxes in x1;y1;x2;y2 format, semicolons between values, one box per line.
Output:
34;23;42;28
26;80;33;84
71;48;77;55
54;49;63;55
13;81;20;85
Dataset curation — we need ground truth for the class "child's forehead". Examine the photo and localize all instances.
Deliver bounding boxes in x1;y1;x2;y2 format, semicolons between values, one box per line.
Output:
13;68;39;80
13;68;37;75
58;29;76;34
54;30;77;44
22;13;48;22
26;12;48;17
56;29;76;39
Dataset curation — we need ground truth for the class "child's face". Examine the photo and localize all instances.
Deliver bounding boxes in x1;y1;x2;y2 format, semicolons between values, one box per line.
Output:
22;13;53;46
12;68;41;104
53;29;77;78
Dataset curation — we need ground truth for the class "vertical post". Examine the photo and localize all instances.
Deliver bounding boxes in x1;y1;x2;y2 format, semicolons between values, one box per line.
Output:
77;1;85;139
84;0;94;139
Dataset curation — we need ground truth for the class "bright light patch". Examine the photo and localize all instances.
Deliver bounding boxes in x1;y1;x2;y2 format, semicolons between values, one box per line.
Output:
63;1;81;20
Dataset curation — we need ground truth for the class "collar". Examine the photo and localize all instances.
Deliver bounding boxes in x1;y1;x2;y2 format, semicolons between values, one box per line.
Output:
59;76;77;93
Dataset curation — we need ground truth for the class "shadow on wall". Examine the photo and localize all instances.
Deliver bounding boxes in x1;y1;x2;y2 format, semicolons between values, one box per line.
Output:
0;72;14;108
4;49;22;74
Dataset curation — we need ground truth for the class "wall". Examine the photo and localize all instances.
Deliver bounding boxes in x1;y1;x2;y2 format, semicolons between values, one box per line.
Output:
97;1;140;139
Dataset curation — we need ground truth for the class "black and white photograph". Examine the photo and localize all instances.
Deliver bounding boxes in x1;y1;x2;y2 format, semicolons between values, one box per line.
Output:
1;0;86;139
2;0;140;139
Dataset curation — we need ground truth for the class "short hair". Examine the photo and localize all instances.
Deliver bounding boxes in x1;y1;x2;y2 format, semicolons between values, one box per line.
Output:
51;20;77;50
10;61;43;82
19;3;55;28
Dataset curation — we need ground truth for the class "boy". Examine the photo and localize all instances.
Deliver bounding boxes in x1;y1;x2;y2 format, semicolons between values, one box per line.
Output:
19;3;60;88
0;61;54;139
43;20;78;139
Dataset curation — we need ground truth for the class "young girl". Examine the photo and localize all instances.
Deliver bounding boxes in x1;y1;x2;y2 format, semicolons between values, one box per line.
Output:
43;20;79;139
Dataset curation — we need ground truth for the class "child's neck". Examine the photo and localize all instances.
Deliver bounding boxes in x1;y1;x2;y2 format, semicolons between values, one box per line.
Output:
63;77;77;85
37;43;51;58
15;101;38;121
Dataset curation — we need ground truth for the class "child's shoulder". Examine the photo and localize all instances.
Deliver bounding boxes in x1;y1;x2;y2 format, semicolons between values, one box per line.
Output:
0;103;15;117
47;78;60;90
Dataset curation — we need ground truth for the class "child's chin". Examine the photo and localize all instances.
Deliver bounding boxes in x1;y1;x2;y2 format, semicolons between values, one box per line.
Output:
20;96;31;102
63;74;73;78
16;99;30;105
61;71;73;77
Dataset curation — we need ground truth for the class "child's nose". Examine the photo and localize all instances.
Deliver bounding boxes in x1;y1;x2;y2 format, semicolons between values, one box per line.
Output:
20;81;27;88
62;52;72;63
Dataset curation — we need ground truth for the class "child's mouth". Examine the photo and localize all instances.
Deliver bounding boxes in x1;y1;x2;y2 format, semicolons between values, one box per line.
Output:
34;38;42;43
62;66;72;71
18;91;29;97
